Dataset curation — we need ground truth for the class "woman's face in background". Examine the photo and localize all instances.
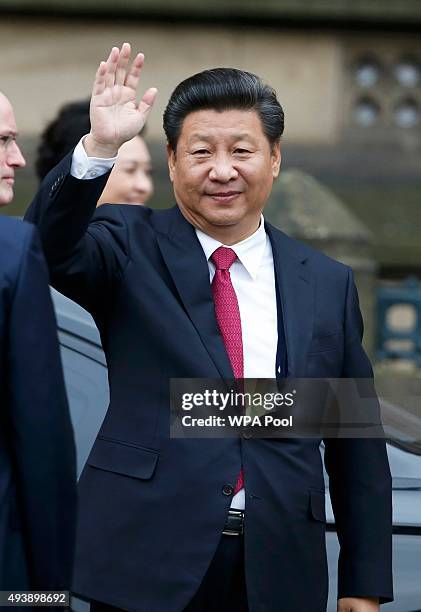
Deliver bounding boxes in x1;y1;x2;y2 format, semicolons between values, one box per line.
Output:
97;135;153;206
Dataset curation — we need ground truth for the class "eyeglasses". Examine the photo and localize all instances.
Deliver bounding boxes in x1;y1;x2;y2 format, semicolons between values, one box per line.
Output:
0;135;17;150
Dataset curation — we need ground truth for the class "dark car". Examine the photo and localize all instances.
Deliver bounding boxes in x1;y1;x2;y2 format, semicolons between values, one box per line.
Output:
52;290;421;612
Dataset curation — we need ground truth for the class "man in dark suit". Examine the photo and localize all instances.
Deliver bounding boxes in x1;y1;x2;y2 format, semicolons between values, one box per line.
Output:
0;91;76;591
25;45;392;612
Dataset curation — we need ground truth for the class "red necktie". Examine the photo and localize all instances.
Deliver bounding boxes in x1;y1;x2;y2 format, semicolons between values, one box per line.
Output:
211;246;244;496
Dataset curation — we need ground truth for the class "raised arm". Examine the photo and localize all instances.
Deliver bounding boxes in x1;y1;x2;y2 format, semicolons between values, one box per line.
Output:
24;43;157;314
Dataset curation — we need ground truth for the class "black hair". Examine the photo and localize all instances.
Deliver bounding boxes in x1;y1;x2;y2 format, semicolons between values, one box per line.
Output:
36;99;146;180
163;68;284;151
36;100;91;180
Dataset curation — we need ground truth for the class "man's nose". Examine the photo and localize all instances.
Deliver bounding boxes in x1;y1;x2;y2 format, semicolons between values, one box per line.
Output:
8;141;26;168
208;155;238;182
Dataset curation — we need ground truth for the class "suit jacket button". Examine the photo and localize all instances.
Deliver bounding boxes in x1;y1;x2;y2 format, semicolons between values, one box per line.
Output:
222;484;234;496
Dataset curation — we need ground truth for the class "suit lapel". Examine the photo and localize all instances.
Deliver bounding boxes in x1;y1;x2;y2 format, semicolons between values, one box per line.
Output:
266;222;315;377
156;206;234;380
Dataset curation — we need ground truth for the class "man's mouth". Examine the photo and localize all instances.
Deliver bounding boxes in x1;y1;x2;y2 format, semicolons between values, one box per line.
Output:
207;191;241;203
2;177;14;185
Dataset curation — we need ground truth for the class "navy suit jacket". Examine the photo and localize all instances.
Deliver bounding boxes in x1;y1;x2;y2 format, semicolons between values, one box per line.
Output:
0;217;76;591
25;154;393;612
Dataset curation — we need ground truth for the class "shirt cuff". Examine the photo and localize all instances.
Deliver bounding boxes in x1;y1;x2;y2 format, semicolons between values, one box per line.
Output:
70;136;117;180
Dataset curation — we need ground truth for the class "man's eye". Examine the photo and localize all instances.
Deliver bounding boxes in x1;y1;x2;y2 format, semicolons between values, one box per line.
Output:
234;148;250;154
193;149;210;155
0;135;16;149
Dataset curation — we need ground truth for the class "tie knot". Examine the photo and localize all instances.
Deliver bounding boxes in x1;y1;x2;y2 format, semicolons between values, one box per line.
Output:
211;246;237;271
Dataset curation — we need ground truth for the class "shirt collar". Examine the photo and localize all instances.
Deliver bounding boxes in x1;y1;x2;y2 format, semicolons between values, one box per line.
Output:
195;215;267;280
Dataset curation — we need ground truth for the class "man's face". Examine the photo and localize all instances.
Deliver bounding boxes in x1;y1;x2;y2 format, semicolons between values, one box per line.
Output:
0;93;26;206
167;108;281;243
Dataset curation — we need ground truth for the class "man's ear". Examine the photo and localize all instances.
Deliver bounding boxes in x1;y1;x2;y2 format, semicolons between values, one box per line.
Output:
271;142;281;178
167;144;175;183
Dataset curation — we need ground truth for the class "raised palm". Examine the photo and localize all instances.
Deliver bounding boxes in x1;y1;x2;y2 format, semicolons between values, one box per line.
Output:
89;43;157;154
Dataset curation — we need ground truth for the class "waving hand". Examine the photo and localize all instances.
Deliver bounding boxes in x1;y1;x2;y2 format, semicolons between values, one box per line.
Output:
85;43;157;158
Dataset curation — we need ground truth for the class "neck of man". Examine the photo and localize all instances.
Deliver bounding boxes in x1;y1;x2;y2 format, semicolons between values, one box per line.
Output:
179;207;262;246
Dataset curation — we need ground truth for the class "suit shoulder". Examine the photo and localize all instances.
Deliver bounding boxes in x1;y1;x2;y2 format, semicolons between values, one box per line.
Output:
0;218;37;286
92;203;154;224
267;223;350;278
0;217;35;258
301;238;349;275
92;203;174;232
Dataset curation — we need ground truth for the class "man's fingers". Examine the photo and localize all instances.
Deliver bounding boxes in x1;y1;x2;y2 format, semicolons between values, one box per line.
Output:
125;53;145;92
92;62;107;96
105;46;119;89
138;87;158;118
116;42;131;86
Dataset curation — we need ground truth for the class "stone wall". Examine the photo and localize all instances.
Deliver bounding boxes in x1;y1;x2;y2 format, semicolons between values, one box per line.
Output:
0;18;341;144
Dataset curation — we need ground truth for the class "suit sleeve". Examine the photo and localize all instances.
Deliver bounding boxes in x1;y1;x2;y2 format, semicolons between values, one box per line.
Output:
24;152;130;316
8;223;77;590
323;268;393;603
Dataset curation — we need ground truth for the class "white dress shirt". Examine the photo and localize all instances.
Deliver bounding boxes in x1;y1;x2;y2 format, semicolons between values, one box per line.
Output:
71;138;117;179
71;139;279;510
196;222;278;509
